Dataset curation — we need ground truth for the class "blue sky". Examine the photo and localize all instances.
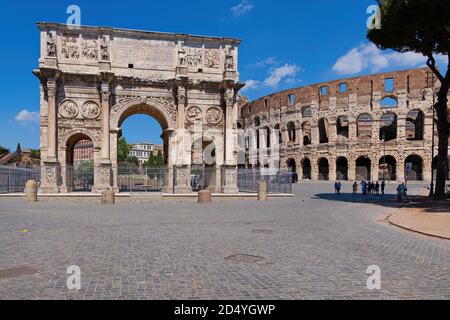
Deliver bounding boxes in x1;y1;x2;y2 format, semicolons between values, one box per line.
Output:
0;0;444;150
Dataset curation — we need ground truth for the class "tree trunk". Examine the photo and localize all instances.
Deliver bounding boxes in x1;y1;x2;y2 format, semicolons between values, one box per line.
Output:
434;83;449;198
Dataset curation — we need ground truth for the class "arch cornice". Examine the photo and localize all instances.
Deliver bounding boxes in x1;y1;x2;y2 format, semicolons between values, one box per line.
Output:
60;128;101;150
111;96;176;130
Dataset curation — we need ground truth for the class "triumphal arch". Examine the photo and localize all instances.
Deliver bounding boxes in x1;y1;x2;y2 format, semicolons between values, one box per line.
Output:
34;23;243;194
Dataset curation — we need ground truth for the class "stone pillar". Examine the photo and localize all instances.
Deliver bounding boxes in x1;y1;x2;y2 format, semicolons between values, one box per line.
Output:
46;77;58;162
311;157;319;181
162;129;174;193
397;157;406;182
110;130;119;192
329;120;337;144
222;87;239;194
95;76;113;192
348;156;356;181
174;85;192;194
329;156;337;181
371;156;379;181
41;74;60;194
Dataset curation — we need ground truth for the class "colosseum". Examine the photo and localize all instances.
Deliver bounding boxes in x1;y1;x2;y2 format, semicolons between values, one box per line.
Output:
240;67;450;183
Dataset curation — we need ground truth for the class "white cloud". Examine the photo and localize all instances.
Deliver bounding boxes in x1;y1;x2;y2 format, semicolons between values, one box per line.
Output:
251;57;278;68
242;79;261;92
15;110;39;124
263;64;301;88
332;43;447;75
231;0;254;17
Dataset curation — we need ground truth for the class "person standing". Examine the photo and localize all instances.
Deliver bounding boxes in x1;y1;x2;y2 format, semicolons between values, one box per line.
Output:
361;180;367;197
381;181;385;196
352;182;358;197
375;181;380;196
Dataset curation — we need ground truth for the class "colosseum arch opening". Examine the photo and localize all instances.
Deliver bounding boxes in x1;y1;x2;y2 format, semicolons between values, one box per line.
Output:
379;156;397;181
405;155;424;181
357;114;373;139
356;157;371;181
301;158;312;180
318;118;329;144
301;121;312;146
318;158;329;181
379;112;398;141
406;109;425;140
336;157;349;181
336;116;349;139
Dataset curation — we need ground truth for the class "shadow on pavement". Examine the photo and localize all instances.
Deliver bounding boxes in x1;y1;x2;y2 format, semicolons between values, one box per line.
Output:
312;192;450;213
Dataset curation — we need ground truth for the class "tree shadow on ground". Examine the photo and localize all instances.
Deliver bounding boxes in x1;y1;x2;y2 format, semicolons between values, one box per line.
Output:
312;192;450;214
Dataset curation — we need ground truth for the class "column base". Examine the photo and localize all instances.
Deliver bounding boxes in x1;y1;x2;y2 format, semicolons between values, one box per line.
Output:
174;165;192;194
93;163;113;193
221;165;238;194
40;161;61;194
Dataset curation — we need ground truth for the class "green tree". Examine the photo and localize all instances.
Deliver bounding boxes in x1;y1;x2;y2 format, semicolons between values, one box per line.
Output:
368;0;450;198
143;150;164;168
117;137;131;163
0;145;8;157
126;155;140;167
31;149;40;160
78;160;94;172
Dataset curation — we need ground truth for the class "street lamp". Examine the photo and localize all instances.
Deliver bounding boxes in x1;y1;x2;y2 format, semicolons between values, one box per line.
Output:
382;131;386;183
427;71;436;197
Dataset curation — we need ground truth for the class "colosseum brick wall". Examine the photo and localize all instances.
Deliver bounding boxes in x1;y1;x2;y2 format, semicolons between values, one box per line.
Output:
241;67;450;183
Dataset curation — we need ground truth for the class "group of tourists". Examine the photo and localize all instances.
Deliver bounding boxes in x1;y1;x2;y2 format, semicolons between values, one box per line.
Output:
396;183;409;204
351;180;385;197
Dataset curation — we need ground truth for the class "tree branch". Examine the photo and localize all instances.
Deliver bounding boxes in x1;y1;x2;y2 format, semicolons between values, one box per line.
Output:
426;55;445;83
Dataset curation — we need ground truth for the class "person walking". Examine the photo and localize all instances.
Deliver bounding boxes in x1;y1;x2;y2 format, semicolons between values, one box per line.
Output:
396;184;403;203
352;182;358;197
361;180;367;197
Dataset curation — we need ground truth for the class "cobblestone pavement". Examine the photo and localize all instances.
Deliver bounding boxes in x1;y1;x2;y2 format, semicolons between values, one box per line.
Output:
0;183;448;300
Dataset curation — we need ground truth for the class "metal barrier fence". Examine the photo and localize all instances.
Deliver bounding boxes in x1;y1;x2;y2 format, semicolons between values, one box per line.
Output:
237;169;293;194
190;166;218;191
0;166;40;193
118;166;167;193
0;165;292;194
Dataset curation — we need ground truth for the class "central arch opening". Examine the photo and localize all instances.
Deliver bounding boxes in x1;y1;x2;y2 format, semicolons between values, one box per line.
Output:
116;104;169;192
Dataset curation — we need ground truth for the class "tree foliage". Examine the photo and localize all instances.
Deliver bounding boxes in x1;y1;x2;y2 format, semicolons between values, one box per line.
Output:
0;145;8;157
117;137;131;163
143;150;164;168
368;0;450;198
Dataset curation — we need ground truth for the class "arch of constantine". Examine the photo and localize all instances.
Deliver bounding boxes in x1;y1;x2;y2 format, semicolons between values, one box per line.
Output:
34;23;243;194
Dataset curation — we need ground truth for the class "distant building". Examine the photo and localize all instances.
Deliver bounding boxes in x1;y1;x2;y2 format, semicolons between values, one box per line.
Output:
130;143;163;165
73;140;94;164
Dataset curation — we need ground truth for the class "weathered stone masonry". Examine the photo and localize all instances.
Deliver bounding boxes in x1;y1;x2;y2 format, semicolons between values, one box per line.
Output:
34;23;243;194
241;68;450;183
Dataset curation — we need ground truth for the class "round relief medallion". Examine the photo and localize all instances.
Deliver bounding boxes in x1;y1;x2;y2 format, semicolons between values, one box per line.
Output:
186;106;203;123
81;101;101;119
206;107;222;124
59;100;79;118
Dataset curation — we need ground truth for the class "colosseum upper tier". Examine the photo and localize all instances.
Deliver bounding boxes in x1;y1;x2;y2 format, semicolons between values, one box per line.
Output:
241;67;450;183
